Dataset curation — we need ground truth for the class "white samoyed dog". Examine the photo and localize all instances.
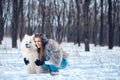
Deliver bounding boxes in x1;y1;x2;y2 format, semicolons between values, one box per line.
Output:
21;34;45;74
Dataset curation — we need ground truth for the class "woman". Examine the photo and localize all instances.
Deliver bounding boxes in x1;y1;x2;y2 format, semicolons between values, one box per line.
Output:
34;33;68;75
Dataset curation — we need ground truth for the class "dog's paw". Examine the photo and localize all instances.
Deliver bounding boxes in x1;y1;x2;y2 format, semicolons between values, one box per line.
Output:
23;58;29;65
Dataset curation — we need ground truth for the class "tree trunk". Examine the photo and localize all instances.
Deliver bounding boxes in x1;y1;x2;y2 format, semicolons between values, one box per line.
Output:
118;1;120;46
41;0;46;33
93;0;97;46
27;0;31;35
83;0;90;51
119;27;120;46
75;0;81;46
0;0;4;44
19;0;24;41
99;0;104;46
108;0;113;49
11;0;18;48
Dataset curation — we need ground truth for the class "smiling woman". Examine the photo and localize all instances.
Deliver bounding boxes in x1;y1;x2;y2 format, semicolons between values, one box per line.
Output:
34;34;45;61
34;33;68;75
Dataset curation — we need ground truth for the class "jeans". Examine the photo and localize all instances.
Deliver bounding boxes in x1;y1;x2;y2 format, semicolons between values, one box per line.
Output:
42;58;67;72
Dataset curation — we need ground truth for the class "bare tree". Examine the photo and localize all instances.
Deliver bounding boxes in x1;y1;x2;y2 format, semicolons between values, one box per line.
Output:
75;0;82;46
83;0;91;51
61;0;66;41
54;0;62;42
19;0;24;41
93;0;98;46
0;0;4;44
44;1;53;38
118;1;120;46
27;0;32;35
67;0;75;42
108;0;113;49
11;0;18;48
113;0;119;46
67;0;81;43
41;0;46;33
99;0;104;46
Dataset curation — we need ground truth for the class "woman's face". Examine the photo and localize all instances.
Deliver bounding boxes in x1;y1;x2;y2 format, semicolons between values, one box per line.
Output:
34;37;42;48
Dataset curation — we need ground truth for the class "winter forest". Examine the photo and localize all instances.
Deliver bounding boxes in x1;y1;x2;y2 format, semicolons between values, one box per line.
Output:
0;0;120;79
0;0;120;51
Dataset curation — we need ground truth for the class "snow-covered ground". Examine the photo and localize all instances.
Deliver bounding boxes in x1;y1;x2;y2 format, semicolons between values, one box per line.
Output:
0;37;120;80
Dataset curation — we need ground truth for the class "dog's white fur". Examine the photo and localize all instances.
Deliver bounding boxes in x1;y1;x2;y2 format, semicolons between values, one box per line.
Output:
21;34;44;74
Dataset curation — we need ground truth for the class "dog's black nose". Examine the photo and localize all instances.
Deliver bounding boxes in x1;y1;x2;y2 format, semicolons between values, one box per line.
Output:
25;44;30;48
25;44;28;46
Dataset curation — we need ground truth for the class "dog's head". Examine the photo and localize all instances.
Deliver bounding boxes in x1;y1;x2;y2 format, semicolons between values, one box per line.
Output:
21;34;37;52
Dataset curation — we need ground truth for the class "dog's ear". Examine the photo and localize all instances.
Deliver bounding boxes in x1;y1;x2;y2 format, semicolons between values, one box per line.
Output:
31;34;35;38
24;34;29;37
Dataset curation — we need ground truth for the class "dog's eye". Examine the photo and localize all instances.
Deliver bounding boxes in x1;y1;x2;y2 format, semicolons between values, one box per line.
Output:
29;41;31;43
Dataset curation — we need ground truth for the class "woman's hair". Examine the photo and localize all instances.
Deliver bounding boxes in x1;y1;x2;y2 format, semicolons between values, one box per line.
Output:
34;34;45;60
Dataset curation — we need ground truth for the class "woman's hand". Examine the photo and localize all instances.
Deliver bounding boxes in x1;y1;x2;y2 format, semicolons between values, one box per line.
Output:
35;59;45;66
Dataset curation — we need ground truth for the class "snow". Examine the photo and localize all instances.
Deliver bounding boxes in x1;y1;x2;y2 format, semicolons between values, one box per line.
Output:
0;37;120;80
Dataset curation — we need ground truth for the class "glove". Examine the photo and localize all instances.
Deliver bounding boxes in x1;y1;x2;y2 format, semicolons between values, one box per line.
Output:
35;59;45;66
24;58;29;65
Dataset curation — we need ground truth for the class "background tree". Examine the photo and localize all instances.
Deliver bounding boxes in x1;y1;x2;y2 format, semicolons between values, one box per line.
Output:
0;0;4;44
75;0;82;46
99;0;104;46
108;0;113;49
67;0;75;42
118;1;120;46
11;0;19;48
54;0;63;43
83;0;91;51
41;0;46;34
27;0;32;35
19;0;24;41
93;0;98;46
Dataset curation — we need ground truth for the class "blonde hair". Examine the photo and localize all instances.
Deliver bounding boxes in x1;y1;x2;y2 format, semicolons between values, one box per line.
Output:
34;34;45;60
